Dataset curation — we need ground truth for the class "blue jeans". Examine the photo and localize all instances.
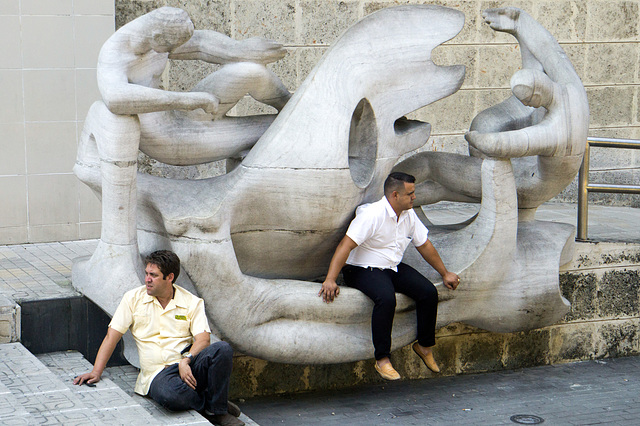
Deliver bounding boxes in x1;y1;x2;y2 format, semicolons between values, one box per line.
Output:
342;263;438;360
147;341;233;414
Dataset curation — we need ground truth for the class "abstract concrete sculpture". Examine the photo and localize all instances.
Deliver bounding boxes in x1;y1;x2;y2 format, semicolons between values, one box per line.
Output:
74;5;588;364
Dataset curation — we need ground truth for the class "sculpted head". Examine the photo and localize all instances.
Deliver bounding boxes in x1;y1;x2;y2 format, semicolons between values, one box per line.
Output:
510;68;555;109
148;7;194;53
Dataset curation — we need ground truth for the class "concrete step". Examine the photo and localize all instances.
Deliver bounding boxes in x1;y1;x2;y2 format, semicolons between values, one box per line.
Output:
0;375;37;425
37;350;211;425
0;342;99;424
104;363;257;425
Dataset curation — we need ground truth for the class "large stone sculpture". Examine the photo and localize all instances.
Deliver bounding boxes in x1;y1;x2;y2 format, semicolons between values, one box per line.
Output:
73;5;588;364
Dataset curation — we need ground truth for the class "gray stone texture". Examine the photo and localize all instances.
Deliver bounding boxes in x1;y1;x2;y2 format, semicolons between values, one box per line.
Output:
111;0;639;207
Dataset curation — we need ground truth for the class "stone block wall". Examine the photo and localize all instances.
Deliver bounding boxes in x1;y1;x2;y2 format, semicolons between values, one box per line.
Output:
1;1;638;242
228;241;640;398
0;294;20;343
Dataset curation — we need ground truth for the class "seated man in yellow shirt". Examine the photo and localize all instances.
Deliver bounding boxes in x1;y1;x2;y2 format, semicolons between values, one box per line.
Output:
74;250;243;426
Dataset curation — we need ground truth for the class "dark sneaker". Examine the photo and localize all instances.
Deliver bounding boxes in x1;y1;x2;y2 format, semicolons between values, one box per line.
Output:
202;411;245;426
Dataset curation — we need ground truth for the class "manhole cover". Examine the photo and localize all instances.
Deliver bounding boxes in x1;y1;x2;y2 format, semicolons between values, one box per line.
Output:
510;414;544;424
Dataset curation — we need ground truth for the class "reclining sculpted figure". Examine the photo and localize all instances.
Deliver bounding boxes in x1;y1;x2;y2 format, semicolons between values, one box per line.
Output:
74;5;587;365
395;7;589;220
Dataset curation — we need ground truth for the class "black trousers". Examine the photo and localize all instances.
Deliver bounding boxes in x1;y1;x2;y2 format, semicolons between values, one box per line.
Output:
342;263;438;360
147;341;232;415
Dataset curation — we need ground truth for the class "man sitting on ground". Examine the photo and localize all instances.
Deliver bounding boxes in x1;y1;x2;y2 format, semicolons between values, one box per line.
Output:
74;250;243;426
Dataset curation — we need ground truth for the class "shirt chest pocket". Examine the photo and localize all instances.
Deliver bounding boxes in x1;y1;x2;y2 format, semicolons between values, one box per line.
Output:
170;310;191;336
397;235;412;254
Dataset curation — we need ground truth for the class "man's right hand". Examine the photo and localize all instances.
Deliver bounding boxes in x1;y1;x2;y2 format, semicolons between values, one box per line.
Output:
73;371;101;386
319;280;340;303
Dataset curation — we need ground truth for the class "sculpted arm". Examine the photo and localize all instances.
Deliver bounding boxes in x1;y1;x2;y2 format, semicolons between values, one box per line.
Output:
483;7;579;83
169;30;286;65
73;327;123;385
97;65;219;115
416;240;459;290
319;236;358;303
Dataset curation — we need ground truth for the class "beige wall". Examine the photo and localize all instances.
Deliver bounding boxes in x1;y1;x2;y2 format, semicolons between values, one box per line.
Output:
2;0;639;244
0;0;113;244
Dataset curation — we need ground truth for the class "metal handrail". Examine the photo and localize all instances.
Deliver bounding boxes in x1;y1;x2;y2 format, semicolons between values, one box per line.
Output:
576;137;640;241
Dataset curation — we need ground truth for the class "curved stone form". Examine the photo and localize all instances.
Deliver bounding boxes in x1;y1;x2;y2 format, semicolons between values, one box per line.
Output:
74;5;585;364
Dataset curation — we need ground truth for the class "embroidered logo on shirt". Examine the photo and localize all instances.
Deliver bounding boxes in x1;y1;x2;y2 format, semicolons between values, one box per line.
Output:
175;315;187;321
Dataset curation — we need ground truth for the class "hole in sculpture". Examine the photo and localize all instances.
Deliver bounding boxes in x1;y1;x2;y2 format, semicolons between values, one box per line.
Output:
348;98;377;189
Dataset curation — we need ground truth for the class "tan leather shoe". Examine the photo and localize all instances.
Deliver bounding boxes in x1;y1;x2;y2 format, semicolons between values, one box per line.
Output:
412;342;440;373
375;361;401;380
227;401;241;417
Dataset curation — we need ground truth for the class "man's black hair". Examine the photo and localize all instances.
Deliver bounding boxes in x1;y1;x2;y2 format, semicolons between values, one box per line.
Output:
384;172;416;196
145;250;180;283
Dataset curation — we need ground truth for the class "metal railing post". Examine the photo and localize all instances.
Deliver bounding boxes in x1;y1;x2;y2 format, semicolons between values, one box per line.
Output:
575;137;640;242
576;142;590;241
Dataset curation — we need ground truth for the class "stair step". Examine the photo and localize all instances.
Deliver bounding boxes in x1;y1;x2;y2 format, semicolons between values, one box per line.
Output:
105;364;258;425
0;377;37;425
0;343;96;424
39;351;211;425
36;350;158;425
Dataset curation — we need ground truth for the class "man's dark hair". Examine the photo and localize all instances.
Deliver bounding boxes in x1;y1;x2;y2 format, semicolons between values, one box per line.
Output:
384;172;416;196
145;250;180;283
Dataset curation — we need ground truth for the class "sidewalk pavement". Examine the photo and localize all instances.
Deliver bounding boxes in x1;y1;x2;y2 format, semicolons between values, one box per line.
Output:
239;355;640;425
0;202;639;425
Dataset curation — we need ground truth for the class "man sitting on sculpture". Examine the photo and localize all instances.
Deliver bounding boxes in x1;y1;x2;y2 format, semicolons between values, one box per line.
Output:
73;250;243;426
319;172;460;380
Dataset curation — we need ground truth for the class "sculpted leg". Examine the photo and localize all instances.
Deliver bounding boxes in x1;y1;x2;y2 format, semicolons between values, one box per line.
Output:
73;102;145;316
192;62;291;118
393;151;482;205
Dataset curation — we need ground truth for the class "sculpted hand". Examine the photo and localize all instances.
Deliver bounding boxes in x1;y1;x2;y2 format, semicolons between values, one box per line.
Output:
179;359;197;390
482;7;520;34
73;371;101;386
192;92;219;115
240;38;287;64
319;279;340;303
443;271;460;290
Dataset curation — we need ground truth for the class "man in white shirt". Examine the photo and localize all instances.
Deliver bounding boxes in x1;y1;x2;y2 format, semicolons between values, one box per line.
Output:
74;250;243;426
320;172;460;380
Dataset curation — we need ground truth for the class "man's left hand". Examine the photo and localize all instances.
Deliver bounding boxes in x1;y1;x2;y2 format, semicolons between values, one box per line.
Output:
443;272;460;290
179;358;197;390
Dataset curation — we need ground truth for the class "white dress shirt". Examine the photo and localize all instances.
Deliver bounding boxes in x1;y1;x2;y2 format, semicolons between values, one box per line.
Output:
346;196;429;271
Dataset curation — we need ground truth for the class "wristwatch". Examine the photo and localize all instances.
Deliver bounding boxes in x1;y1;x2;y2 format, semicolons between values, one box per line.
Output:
182;352;193;362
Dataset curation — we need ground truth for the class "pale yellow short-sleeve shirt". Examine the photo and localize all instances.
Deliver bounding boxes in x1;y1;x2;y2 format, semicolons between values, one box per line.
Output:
109;284;211;395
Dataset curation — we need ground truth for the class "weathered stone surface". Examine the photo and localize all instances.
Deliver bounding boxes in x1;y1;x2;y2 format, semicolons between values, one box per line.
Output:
458;332;506;373
0;294;20;343
560;272;597;322
598;269;640;317
299;0;360;45
503;329;550;369
535;1;587;42
585;43;638;85
548;323;595;362
475;44;521;88
587;86;634;127
585;0;639;41
596;319;640;358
